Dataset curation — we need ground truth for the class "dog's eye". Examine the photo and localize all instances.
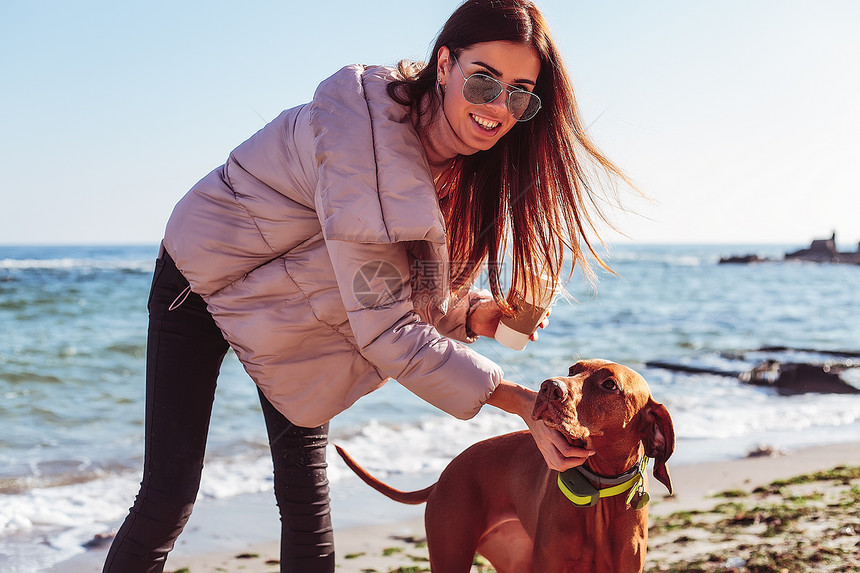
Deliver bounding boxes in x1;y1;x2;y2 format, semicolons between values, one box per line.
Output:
601;379;619;392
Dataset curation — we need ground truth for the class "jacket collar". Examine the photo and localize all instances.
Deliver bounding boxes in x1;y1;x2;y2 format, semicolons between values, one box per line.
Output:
310;65;447;246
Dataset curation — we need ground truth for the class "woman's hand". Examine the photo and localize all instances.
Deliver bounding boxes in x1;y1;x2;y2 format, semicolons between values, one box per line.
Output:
466;294;552;340
523;407;592;471
486;381;593;472
528;308;551;342
465;293;501;338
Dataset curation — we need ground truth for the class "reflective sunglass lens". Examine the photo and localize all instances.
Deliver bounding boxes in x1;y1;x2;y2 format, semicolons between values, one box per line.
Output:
463;75;502;104
510;92;540;121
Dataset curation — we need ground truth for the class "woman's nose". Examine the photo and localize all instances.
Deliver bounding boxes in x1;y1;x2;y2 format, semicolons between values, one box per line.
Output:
484;90;510;117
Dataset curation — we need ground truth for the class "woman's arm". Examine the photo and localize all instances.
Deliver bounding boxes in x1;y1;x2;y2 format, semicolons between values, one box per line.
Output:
486;380;593;472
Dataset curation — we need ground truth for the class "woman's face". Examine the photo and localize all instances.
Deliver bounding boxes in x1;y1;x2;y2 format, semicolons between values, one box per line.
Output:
437;41;541;152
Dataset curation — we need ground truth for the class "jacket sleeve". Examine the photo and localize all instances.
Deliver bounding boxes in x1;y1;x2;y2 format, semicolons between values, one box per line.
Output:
413;285;493;344
323;239;502;420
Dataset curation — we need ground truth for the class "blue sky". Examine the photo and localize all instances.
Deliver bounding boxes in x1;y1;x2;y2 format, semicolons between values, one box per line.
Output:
2;0;858;247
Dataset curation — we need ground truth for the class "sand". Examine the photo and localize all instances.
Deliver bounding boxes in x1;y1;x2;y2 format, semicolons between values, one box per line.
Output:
52;441;859;572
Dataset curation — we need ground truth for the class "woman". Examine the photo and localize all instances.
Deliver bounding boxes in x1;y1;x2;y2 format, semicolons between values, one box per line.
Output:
103;1;630;571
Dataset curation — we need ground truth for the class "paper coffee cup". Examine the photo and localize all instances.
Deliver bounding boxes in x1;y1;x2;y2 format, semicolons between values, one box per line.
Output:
494;273;559;350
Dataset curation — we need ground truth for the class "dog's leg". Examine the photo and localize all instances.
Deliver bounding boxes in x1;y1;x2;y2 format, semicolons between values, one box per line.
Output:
424;433;540;572
424;485;486;572
425;515;483;572
475;519;535;573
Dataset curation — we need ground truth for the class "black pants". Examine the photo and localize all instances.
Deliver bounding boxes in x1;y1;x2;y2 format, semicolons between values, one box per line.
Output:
103;250;334;573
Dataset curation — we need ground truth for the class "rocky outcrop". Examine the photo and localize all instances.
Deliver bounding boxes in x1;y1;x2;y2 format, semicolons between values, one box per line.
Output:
739;360;860;395
719;233;860;265
718;254;768;264
646;347;860;395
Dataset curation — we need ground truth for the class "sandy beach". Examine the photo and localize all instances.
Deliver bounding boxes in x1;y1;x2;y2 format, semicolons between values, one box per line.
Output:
51;440;859;573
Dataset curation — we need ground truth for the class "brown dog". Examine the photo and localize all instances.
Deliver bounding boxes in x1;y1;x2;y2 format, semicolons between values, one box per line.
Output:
336;359;675;572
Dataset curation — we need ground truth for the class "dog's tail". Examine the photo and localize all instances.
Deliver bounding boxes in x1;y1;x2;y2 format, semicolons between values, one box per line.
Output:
335;445;434;505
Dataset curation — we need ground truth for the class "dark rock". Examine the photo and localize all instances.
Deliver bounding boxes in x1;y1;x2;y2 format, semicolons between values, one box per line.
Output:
746;444;789;458
784;232;860;265
740;360;860;395
719;254;766;264
82;532;115;550
644;360;740;377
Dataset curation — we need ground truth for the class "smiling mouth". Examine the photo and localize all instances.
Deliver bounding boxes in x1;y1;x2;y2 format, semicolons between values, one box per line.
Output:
470;113;501;132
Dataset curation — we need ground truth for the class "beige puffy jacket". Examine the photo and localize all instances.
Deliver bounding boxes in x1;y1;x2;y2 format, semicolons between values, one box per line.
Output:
162;65;504;427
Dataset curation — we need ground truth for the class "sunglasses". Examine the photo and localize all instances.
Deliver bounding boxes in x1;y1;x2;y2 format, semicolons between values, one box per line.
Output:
452;54;542;122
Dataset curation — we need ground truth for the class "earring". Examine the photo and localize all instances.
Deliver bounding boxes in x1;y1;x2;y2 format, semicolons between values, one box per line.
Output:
436;80;445;98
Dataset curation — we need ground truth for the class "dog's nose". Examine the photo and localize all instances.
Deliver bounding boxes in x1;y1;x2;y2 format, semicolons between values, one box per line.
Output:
539;378;567;403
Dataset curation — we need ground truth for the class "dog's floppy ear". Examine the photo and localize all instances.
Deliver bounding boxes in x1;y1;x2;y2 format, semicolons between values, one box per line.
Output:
640;400;675;494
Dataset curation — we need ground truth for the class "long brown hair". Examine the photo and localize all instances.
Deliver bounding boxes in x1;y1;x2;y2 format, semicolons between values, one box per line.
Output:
389;0;633;312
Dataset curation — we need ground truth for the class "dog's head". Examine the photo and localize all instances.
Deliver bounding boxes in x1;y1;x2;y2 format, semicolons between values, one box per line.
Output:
532;359;675;494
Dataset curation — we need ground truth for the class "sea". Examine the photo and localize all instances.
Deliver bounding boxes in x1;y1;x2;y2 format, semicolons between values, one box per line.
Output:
1;243;859;571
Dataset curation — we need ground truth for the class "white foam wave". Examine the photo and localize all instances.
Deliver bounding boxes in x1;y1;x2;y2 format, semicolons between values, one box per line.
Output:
669;391;860;443
0;410;522;534
603;250;711;266
329;411;528;478
0;258;153;273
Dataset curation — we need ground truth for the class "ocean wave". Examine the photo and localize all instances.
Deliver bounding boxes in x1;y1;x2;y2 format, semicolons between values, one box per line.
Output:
0;258;153;273
668;391;860;440
0;411;524;533
104;342;146;357
614;253;710;266
0;464;116;495
0;371;64;385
